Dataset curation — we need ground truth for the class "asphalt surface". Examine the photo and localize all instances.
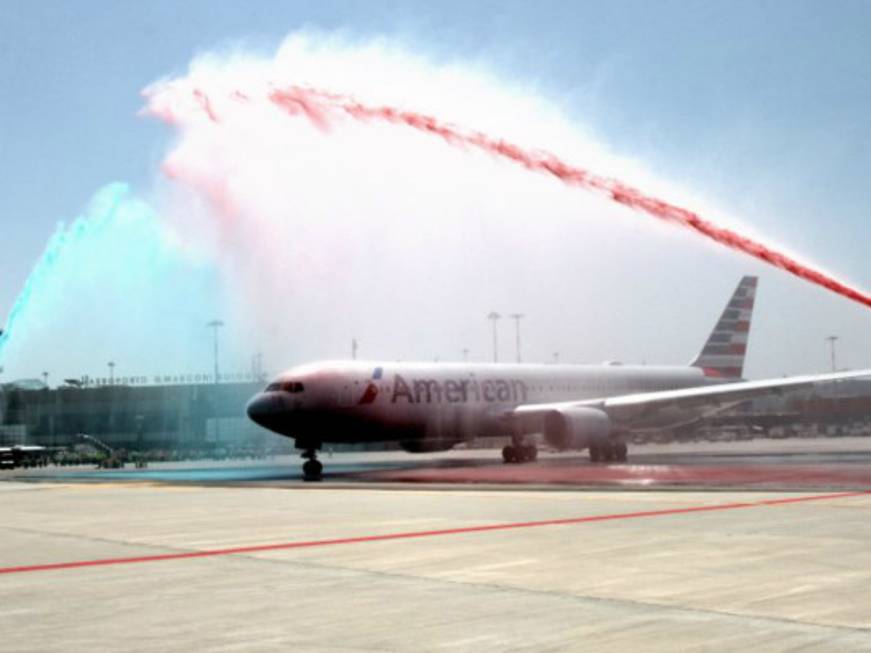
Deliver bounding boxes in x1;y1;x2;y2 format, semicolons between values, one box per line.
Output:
3;437;871;651
2;482;871;651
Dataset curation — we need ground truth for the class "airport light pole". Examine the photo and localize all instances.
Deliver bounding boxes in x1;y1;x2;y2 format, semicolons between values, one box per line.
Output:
42;371;49;388
107;361;115;386
251;352;263;381
207;320;224;383
351;338;358;360
509;313;524;363
826;335;839;372
207;319;224;445
487;312;501;362
462;348;469;362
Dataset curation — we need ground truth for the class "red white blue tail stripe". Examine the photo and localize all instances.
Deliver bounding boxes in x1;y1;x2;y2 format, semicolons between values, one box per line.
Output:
691;276;757;379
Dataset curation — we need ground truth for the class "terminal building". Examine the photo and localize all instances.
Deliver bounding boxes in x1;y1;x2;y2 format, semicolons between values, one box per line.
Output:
702;377;871;438
0;379;277;451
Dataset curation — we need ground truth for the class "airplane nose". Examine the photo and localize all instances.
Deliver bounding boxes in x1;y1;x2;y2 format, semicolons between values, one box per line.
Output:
246;393;278;427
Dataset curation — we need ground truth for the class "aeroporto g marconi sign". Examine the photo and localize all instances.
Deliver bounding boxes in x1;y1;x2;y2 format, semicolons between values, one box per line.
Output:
76;372;264;387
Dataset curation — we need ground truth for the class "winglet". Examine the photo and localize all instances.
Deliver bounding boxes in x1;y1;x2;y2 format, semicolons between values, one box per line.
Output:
691;276;758;379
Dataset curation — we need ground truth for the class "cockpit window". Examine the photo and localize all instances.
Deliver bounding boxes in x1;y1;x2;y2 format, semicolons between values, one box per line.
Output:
266;382;282;392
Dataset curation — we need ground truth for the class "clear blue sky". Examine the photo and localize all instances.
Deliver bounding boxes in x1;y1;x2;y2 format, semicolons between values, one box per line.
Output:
2;0;869;373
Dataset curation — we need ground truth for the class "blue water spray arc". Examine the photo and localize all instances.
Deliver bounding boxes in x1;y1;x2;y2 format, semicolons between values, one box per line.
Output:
0;184;131;364
0;183;225;380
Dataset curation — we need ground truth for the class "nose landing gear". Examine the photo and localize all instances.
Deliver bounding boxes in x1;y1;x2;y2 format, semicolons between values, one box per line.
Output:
298;442;323;481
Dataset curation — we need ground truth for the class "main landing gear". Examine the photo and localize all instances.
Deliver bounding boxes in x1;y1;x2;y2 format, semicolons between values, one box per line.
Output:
502;437;538;464
300;445;323;482
588;440;628;463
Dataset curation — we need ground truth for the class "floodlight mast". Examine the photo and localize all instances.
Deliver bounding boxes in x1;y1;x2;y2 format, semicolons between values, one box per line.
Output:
826;335;839;372
207;320;225;384
487;312;501;362
510;313;525;363
207;319;225;443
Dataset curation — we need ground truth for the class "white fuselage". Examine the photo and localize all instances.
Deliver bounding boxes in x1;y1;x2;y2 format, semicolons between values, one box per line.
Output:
246;361;717;448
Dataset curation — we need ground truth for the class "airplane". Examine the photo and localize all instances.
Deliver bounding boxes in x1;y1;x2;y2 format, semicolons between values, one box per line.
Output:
246;276;871;480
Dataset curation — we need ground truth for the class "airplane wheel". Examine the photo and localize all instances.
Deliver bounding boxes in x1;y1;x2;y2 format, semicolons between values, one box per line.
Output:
614;441;628;463
589;445;601;463
302;459;323;481
504;444;537;464
524;445;538;462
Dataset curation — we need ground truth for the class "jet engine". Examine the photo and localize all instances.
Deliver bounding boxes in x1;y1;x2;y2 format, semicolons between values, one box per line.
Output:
543;407;611;450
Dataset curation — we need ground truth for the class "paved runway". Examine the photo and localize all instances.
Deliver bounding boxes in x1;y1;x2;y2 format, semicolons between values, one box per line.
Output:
2;480;871;651
3;437;871;651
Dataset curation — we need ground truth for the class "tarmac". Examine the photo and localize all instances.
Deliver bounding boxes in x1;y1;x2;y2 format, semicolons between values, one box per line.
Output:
2;437;871;651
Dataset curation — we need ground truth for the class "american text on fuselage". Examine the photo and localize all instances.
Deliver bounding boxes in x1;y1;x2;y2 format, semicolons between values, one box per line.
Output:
389;374;528;404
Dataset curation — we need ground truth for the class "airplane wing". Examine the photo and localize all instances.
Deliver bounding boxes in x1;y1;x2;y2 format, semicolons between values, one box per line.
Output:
511;368;871;432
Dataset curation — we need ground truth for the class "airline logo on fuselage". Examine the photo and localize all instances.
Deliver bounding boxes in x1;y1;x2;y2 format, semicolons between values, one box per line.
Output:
390;374;528;404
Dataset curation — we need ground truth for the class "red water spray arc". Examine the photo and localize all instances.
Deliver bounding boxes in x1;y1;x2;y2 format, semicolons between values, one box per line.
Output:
176;85;871;311
268;87;870;310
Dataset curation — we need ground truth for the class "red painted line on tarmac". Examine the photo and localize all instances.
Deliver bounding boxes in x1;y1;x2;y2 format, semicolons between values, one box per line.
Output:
0;490;866;576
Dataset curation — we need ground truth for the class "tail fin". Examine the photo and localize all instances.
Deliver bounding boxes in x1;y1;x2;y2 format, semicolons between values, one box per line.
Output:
691;276;758;379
